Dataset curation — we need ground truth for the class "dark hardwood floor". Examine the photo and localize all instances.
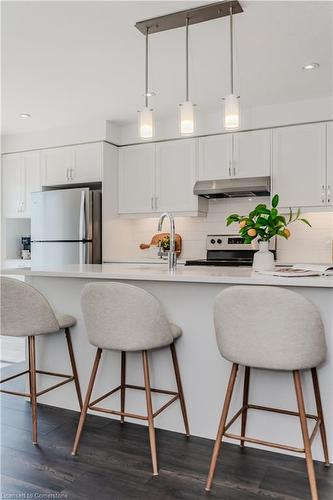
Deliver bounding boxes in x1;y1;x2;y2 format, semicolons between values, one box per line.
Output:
1;363;332;500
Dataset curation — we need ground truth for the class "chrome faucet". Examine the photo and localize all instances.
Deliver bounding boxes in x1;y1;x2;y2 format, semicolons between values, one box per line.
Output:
157;212;177;271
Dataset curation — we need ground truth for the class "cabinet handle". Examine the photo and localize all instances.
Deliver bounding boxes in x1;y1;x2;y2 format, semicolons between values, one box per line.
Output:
70;168;74;181
16;200;20;213
66;168;69;181
321;185;325;204
155;197;158;210
151;197;154;210
328;185;331;204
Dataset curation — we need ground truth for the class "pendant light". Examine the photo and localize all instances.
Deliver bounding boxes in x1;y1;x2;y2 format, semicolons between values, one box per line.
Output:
179;17;195;135
138;27;154;139
224;5;240;130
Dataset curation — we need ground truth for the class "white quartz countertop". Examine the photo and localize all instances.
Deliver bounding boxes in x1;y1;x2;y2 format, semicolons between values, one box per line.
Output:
2;263;333;288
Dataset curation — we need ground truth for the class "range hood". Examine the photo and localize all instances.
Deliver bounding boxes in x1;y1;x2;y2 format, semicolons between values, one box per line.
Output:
193;176;271;199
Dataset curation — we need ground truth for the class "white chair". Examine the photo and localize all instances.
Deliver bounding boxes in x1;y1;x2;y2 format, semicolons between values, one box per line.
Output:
0;276;82;444
206;285;329;500
72;282;190;476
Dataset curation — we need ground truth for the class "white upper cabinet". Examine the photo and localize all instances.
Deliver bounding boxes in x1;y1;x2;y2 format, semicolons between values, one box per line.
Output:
41;147;72;186
21;151;42;217
326;122;333;207
198;135;232;180
233;129;271;178
272;123;326;208
2;154;23;217
72;143;102;183
41;142;103;186
118;140;207;216
155;139;197;213
118;144;155;214
2;151;41;218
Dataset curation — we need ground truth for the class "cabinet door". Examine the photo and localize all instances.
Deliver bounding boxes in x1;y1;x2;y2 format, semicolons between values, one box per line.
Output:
272;123;326;207
233;129;271;178
21;151;42;217
2;154;24;217
118;144;155;214
326;122;333;206
155;139;197;213
41;147;72;186
72;143;102;183
198;135;232;180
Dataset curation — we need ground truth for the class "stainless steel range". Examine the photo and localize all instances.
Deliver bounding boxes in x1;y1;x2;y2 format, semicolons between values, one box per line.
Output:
185;234;277;267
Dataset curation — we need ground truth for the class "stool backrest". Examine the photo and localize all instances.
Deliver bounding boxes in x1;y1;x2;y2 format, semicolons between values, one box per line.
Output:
81;282;174;351
214;285;327;370
0;277;60;337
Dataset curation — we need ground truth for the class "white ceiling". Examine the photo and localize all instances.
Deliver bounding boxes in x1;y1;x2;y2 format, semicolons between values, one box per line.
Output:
2;0;333;135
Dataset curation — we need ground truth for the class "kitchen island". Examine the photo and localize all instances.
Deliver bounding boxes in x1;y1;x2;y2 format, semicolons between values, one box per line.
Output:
3;263;333;462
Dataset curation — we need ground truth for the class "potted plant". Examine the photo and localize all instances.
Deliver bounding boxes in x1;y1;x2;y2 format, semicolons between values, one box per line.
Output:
226;194;311;271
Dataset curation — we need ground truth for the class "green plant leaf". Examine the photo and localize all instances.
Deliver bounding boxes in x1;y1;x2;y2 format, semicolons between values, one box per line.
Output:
271;194;279;208
271;208;278;218
296;207;301;219
287;207;293;224
300;218;312;227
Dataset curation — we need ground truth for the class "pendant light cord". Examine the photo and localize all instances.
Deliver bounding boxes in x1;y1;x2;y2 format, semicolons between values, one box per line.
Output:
145;26;149;108
230;5;234;94
186;17;189;101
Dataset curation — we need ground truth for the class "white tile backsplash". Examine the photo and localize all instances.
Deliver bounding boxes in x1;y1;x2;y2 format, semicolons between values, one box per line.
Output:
108;199;333;264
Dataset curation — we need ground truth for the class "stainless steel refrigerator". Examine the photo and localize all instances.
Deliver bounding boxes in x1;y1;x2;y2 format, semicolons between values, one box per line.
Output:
31;188;102;266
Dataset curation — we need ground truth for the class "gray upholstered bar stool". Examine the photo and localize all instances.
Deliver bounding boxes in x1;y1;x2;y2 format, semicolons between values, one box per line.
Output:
206;286;329;500
72;282;189;476
0;277;82;444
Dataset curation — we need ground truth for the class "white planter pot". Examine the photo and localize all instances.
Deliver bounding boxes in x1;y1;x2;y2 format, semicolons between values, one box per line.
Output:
252;241;275;271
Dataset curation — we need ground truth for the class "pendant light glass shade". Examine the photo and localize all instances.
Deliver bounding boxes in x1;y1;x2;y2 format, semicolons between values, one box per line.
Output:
179;100;194;135
223;6;240;130
138;27;154;140
138;107;154;140
224;93;240;130
179;18;195;136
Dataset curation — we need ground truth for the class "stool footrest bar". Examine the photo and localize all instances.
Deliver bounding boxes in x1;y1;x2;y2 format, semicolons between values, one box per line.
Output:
88;383;180;422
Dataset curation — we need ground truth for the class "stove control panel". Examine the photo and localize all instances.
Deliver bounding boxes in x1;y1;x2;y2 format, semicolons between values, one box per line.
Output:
206;234;276;251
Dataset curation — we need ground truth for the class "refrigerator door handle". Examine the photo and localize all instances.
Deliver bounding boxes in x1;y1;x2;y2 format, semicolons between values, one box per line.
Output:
79;191;86;265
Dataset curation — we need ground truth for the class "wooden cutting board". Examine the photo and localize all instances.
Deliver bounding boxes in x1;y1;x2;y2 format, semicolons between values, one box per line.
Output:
140;233;182;256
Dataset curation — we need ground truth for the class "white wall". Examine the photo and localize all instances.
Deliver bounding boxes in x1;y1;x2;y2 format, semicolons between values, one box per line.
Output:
1;119;120;153
108;198;333;264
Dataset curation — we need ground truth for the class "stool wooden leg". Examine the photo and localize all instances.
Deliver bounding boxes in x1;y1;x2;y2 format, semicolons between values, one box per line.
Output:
28;336;38;445
240;366;250;448
293;370;319;500
65;328;83;410
170;342;190;437
120;351;126;424
311;368;330;466
142;350;158;476
206;363;239;492
72;348;102;456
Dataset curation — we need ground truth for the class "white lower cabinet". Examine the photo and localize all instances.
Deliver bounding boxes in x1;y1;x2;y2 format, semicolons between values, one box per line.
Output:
2;151;41;218
118;139;207;216
272;123;327;208
118;144;155;214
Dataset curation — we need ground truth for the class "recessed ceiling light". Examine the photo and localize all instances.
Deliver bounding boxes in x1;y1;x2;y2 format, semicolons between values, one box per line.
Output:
19;113;31;118
302;63;319;70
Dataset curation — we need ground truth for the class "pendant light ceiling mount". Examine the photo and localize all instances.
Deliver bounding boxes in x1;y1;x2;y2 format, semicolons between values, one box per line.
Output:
135;1;243;35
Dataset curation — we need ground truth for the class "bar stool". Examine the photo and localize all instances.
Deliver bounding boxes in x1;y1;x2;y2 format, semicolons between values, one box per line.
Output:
0;277;82;444
71;282;190;476
206;285;329;500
